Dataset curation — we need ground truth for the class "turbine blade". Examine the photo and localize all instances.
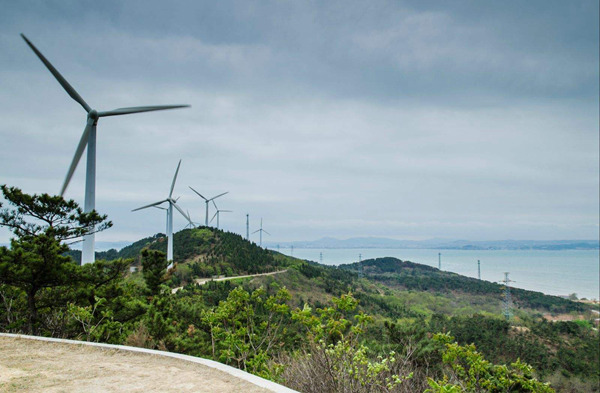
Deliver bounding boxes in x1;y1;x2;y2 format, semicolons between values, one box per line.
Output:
98;105;189;117
208;191;229;201
210;211;218;224
132;199;168;212
173;202;193;225
221;210;232;213
263;230;271;236
60;119;93;196
252;229;260;234
189;186;207;201
21;34;91;113
169;159;181;198
212;199;218;210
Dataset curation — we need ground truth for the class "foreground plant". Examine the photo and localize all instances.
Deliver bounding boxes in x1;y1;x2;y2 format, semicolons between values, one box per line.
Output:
283;293;414;393
426;333;554;393
200;285;291;379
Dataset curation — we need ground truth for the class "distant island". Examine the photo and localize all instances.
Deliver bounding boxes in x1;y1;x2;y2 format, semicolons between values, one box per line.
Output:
268;237;600;250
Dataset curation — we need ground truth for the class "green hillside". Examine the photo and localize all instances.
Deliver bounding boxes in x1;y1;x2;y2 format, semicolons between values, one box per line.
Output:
9;225;599;392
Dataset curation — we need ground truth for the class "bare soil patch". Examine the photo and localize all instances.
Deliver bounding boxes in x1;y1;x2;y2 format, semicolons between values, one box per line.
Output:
0;336;273;393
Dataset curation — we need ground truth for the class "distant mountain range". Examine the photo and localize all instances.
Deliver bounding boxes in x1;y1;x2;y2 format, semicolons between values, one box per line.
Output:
2;237;597;252
267;237;599;250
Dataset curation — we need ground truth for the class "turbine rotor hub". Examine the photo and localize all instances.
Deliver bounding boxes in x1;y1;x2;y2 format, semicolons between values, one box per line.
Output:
88;109;99;120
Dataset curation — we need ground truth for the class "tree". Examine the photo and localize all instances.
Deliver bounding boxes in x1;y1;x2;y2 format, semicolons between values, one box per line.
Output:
284;293;414;393
200;285;291;379
0;185;111;334
141;249;169;295
426;333;554;393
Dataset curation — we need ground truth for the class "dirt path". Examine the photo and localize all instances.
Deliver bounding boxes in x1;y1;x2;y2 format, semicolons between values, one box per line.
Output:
0;335;290;393
173;270;288;293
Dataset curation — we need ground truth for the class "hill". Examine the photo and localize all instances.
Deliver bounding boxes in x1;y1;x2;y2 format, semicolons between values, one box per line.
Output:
55;228;599;392
68;228;285;276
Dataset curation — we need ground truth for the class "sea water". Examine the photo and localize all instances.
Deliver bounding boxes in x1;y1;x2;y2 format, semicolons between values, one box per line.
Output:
278;248;600;300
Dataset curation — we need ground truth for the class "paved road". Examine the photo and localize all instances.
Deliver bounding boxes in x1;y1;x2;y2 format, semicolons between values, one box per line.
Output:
172;270;288;293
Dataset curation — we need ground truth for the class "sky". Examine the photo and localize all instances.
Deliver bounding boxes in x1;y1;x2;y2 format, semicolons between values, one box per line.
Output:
0;0;598;247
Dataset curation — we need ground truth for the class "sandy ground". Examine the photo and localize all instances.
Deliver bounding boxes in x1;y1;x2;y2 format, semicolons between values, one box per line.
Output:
0;336;273;393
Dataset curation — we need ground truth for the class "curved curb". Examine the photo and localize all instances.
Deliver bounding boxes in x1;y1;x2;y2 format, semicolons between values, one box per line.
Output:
0;333;298;393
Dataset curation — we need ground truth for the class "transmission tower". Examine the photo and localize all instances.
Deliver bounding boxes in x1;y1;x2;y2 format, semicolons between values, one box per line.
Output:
499;272;515;320
478;260;481;280
319;252;323;264
246;214;249;240
291;245;294;257
438;252;441;270
358;253;363;279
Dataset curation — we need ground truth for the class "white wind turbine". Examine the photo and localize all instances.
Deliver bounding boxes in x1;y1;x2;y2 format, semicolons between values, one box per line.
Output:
252;218;270;247
21;34;189;265
185;210;202;229
210;200;232;229
132;160;193;269
189;187;228;226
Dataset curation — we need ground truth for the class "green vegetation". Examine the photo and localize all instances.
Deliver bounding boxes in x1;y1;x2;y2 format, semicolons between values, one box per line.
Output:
1;187;597;392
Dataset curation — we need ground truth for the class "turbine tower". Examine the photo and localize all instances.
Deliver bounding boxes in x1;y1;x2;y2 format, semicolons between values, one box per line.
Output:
252;218;270;247
189;187;228;226
21;34;189;265
246;214;249;240
132;160;193;269
210;200;232;229
499;272;515;321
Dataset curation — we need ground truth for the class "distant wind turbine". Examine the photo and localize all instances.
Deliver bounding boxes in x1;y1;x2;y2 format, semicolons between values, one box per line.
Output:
252;218;270;247
210;200;232;229
189;187;228;226
20;34;189;265
185;209;202;229
132;160;193;269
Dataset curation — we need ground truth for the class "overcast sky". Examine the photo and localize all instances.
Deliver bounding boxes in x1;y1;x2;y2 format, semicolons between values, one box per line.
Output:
1;0;598;246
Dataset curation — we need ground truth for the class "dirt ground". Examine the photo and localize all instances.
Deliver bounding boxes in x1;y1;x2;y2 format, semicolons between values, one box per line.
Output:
0;336;274;393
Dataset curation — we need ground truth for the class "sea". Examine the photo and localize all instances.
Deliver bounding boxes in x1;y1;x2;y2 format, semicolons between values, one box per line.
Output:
276;248;600;300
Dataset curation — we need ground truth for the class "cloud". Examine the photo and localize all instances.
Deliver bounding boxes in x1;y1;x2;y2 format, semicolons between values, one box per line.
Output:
0;0;597;243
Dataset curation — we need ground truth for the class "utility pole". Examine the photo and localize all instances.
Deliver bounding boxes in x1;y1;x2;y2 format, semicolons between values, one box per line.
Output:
478;260;481;280
358;253;363;279
438;253;441;270
246;214;249;241
500;272;515;321
319;252;323;264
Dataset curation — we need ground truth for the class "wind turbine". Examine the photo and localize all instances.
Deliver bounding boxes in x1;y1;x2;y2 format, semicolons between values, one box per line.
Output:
21;34;189;265
252;218;270;247
210;200;232;229
185;210;201;229
132;160;193;269
188;187;228;226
